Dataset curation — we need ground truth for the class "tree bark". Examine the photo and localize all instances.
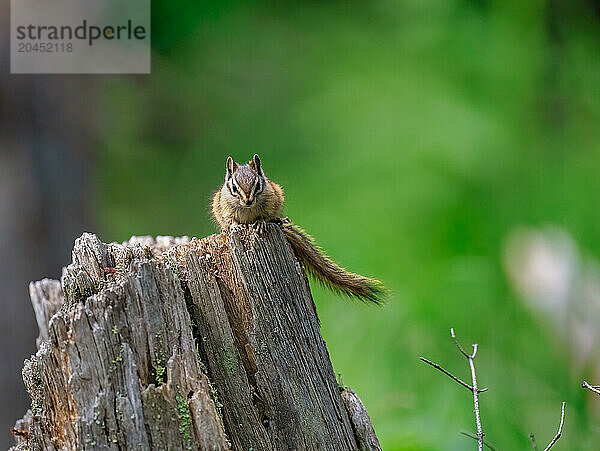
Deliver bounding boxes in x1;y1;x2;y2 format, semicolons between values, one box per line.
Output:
11;224;381;451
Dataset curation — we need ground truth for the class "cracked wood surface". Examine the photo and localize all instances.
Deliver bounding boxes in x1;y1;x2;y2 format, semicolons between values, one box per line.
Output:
12;225;381;451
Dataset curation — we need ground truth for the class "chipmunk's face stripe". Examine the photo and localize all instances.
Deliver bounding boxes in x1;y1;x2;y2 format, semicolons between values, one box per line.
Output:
227;179;239;197
240;189;249;204
251;176;263;199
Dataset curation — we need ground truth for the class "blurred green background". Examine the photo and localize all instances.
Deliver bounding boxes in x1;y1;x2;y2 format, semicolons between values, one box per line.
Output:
4;0;600;449
98;1;600;449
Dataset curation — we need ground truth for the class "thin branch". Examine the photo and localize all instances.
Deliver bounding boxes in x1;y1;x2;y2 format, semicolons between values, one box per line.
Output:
468;351;484;451
419;357;488;393
422;328;486;451
529;433;538;450
582;380;600;396
460;431;496;450
451;329;484;451
543;402;566;451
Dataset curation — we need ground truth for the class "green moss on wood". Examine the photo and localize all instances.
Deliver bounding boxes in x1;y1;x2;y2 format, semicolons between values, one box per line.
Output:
176;393;192;451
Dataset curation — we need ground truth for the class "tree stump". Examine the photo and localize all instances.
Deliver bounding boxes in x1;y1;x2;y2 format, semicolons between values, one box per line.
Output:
11;224;381;450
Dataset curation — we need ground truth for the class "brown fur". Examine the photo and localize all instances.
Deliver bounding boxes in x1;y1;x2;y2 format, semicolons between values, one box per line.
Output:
212;155;386;304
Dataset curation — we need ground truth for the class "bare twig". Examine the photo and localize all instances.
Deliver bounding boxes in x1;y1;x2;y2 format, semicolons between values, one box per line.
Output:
423;328;485;451
582;380;600;396
419;357;488;393
452;328;484;451
542;402;566;451
529;433;538;450
423;329;567;451
460;430;496;450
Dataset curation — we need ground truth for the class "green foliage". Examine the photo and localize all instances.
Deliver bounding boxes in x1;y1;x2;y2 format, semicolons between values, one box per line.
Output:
98;1;600;448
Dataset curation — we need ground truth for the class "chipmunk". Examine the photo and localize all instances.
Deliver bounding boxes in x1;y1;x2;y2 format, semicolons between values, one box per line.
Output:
211;154;386;304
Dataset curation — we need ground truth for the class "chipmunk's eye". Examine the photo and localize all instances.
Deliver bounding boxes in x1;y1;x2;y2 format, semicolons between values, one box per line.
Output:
232;183;238;194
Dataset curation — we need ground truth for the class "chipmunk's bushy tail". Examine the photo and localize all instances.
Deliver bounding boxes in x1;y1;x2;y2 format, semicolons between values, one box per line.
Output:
281;220;386;305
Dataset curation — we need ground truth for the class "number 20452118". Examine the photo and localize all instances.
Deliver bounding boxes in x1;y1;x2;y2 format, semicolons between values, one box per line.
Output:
18;42;73;52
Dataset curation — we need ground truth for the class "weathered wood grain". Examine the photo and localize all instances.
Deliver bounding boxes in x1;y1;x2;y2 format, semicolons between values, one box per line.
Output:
341;388;382;451
13;233;228;451
29;279;63;348
12;226;380;450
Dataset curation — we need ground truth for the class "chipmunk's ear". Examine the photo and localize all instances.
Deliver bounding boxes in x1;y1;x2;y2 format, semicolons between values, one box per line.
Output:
226;156;238;180
251;154;264;176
